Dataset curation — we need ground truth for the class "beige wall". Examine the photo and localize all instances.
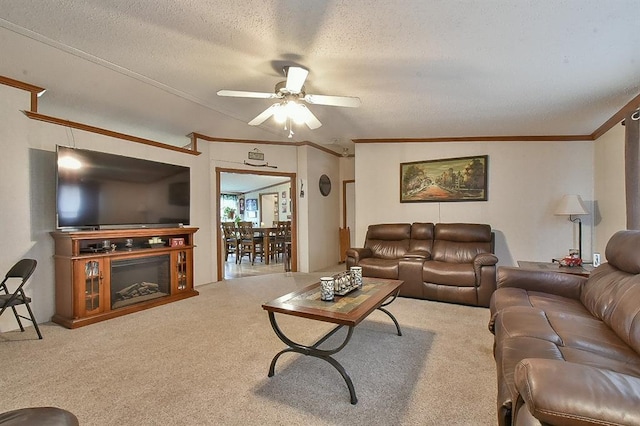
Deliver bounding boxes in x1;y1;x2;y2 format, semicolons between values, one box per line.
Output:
354;140;595;266
593;122;627;259
305;146;342;270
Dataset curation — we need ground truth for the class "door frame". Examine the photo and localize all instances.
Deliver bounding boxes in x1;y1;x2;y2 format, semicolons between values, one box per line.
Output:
342;179;355;228
215;167;298;281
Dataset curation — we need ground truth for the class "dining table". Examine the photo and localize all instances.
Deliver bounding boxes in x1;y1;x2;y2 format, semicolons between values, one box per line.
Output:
252;227;278;265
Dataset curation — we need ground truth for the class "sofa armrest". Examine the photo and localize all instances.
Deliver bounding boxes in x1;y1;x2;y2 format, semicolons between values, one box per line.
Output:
345;247;372;264
472;253;498;307
404;250;431;260
473;253;498;271
497;266;585;300
514;358;640;426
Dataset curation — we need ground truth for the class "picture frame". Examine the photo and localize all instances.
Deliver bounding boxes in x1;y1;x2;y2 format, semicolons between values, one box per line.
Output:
400;155;488;203
246;198;258;211
238;197;245;215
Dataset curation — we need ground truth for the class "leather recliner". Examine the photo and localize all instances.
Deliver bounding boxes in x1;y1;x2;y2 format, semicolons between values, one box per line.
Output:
347;222;498;307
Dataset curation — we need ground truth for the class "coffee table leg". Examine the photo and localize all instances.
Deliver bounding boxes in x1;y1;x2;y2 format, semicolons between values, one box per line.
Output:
377;290;403;336
267;312;358;404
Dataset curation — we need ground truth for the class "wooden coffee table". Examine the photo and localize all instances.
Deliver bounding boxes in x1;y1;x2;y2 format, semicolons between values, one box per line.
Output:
261;277;404;404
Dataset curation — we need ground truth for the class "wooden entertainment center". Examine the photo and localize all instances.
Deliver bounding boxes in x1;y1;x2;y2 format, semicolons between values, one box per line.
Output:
50;227;198;328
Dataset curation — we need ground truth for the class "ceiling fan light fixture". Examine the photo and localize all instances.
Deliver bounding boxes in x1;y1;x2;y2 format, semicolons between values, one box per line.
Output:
288;102;308;125
273;104;287;123
219;65;358;132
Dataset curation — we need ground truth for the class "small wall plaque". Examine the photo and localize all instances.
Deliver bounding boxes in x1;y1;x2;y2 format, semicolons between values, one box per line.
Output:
248;149;265;161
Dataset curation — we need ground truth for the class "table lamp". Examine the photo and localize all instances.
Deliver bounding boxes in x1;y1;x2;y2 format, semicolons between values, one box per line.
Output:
554;194;589;260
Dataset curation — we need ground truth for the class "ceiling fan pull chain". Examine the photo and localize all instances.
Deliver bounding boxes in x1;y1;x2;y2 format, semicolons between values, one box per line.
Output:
288;117;295;139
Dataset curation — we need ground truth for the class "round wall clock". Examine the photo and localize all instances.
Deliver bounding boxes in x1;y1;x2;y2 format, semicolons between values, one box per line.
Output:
319;174;331;196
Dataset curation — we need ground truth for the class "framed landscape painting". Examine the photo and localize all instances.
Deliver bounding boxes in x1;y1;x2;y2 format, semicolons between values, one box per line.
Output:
400;155;488;203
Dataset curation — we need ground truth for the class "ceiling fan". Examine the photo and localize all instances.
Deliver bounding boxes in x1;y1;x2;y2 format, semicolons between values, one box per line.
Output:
217;66;361;135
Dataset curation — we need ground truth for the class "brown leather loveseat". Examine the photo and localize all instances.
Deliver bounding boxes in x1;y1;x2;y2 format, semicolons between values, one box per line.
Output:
488;230;640;426
346;223;498;307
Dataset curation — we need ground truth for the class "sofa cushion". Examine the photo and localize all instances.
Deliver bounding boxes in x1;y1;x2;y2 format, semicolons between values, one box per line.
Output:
422;261;476;286
495;335;565;418
514;359;640;426
493;306;564;344
432;223;493;263
409;222;434;254
581;264;640;355
358;258;399;279
497;307;640;364
605;229;640;274
364;223;411;259
491;288;590;320
495;331;640;425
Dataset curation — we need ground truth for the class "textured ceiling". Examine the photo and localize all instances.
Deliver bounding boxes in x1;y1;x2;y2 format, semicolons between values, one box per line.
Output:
1;1;640;154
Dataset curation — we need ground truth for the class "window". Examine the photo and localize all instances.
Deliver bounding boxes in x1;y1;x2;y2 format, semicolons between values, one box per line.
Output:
220;194;238;221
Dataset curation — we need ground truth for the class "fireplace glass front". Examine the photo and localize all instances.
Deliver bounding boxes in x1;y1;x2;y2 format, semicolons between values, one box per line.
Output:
110;255;170;310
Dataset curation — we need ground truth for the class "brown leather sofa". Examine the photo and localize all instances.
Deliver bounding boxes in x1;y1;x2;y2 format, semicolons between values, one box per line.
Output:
346;223;498;307
488;230;640;426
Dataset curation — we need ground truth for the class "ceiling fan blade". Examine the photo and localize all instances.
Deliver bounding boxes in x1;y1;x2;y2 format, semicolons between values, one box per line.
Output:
304;94;361;108
217;90;277;99
285;66;309;93
248;104;279;126
298;104;322;129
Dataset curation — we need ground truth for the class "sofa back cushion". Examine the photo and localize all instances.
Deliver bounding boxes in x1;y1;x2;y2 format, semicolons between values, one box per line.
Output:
409;222;434;254
581;230;640;354
605;230;640;274
364;223;411;259
432;223;493;263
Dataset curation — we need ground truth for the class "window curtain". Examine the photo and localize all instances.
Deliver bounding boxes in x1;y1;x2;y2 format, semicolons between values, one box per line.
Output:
625;110;640;230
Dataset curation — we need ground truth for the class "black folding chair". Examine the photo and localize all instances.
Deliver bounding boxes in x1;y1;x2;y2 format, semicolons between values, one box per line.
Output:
0;259;41;339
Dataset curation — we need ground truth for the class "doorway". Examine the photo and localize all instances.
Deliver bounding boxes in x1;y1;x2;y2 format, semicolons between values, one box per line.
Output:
215;167;297;281
260;193;278;226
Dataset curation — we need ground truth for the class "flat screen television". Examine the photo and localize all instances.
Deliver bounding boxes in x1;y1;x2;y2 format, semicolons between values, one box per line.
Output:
56;145;190;230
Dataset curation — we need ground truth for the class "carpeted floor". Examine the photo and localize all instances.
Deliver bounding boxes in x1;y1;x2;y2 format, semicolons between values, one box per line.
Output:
0;271;497;425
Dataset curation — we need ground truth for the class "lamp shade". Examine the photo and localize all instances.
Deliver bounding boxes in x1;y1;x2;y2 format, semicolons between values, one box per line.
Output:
554;194;588;216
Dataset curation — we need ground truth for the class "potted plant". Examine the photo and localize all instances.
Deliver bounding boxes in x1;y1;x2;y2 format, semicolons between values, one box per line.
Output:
223;206;236;220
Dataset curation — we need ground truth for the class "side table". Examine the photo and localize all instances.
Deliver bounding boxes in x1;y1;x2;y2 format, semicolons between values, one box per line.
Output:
517;261;594;277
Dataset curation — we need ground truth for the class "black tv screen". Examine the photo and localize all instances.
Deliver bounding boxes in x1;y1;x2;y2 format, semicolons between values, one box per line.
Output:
56;146;190;229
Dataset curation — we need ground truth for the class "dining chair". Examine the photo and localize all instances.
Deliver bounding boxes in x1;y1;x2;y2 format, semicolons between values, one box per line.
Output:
221;222;239;263
269;222;288;262
237;222;264;265
0;258;42;339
